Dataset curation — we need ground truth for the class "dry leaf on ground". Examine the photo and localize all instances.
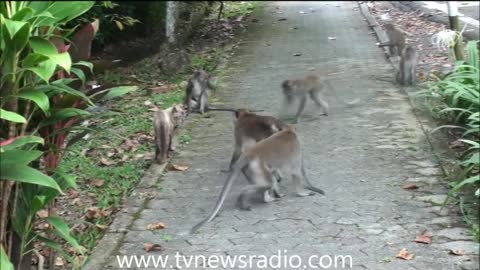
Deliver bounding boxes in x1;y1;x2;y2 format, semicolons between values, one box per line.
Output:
144;243;162;252
37;209;48;218
171;164;189;171
396;248;414;260
414;234;432;244
402;183;419;190
147;222;166;230
91;179;104;187
99;157;114;166
448;249;465;256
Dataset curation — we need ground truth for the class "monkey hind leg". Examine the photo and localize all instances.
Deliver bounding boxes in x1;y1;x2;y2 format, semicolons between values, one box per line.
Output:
310;90;329;116
294;97;307;123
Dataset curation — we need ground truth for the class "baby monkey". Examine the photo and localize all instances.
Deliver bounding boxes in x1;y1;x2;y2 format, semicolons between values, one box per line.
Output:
378;23;406;56
280;73;330;123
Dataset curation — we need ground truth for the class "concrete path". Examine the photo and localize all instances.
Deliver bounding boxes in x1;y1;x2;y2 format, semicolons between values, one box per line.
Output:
86;2;479;270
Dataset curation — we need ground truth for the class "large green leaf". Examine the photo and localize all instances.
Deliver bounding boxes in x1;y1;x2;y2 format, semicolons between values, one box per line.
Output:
73;61;93;73
52;170;77;190
0;109;27;123
2;18;30;55
0;164;62;192
39;82;93;105
29;37;57;55
32;195;47;214
27;2;52;15
27;58;56;83
70;67;85;84
46;217;84;254
38;108;90;128
18;88;50;113
35;1;94;26
11;7;34;21
98;86;139;101
2;18;28;38
0;149;43;166
0;246;14;270
22;52;50;68
49;51;71;72
0;135;44;152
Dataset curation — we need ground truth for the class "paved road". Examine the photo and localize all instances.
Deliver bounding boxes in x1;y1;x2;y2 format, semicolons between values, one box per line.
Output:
87;2;479;270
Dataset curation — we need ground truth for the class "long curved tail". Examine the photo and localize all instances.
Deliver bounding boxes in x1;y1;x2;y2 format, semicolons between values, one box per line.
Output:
190;157;248;234
301;155;325;195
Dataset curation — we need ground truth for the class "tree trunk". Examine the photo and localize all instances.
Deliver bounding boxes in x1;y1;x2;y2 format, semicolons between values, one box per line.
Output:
447;1;464;61
166;1;178;46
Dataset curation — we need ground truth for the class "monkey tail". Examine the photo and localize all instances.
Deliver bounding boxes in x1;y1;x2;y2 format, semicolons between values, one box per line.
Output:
190;157;249;234
301;155;325;195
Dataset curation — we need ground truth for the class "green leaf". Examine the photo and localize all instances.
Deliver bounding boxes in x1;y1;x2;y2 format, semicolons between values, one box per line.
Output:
99;86;139;101
27;58;56;83
11;7;34;21
70;67;85;83
0;149;43;166
452;175;480;192
49;52;71;72
2;18;28;38
40;82;93;105
0;136;44;152
22;52;50;68
0;109;27;123
73;61;93;73
29;37;57;55
18;88;50;113
0;164;62;192
2;19;30;54
46;217;84;254
0;246;14;270
32;195;47;213
38;108;90;128
52;170;77;190
36;1;94;26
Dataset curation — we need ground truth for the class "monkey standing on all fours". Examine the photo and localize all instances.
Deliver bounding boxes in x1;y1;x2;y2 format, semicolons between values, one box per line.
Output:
280;73;331;123
396;45;418;86
153;104;187;164
191;125;325;234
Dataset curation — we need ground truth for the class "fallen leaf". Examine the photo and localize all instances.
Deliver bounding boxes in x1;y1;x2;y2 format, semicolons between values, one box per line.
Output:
95;224;108;231
144;243;162;252
448;249;465;256
85;207;110;220
396;248;414;260
299;11;305;14
278;18;287;21
54;257;65;267
328;36;337;40
149;85;172;94
147;222;166;230
91;179;104;187
171;164;189;171
37;209;48;218
292;52;302;56
99;158;114;166
414;234;432;244
402;183;419;190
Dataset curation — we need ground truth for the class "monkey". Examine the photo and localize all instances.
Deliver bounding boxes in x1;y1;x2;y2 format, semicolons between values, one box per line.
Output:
396;45;418;86
227;109;288;172
153;104;187;164
225;109;289;199
280;73;331;123
377;23;406;56
190;125;325;234
184;69;216;114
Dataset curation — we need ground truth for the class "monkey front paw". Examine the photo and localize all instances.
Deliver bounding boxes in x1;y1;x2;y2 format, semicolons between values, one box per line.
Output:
297;191;315;197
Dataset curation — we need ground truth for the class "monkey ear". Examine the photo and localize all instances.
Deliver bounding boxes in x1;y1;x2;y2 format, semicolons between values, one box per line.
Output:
281;80;290;88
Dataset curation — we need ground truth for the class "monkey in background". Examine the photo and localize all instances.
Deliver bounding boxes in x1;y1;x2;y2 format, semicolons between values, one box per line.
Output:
184;70;216;114
396;45;418;86
378;23;406;56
